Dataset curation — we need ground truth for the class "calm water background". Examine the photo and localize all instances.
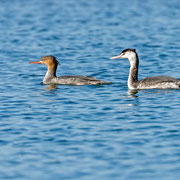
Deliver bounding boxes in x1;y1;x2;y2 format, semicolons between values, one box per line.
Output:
0;0;180;179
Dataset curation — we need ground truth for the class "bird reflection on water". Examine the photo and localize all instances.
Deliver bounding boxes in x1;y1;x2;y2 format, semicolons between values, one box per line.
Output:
44;84;58;91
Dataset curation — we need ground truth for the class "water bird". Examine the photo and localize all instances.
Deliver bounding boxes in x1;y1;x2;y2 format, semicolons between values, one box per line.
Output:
29;55;111;85
110;49;180;89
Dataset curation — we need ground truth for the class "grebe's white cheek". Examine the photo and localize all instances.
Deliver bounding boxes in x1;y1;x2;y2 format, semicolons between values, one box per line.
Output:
127;52;136;59
122;54;129;59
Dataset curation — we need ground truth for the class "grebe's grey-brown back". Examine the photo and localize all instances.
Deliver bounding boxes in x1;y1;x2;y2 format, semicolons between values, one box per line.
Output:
29;55;111;85
110;49;180;89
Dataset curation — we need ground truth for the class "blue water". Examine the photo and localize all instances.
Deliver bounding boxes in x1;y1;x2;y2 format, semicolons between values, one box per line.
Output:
0;0;180;179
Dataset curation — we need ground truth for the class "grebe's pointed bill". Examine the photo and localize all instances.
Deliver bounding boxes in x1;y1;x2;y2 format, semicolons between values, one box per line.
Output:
110;54;123;60
29;61;42;64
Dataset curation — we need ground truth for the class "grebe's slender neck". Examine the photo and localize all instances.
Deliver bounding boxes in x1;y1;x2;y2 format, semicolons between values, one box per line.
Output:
128;53;139;89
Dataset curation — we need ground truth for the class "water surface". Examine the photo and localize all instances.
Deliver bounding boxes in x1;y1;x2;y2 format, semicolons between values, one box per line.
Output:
0;0;180;179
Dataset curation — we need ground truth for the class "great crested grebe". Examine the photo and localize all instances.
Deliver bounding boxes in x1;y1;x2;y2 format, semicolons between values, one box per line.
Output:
29;55;111;85
110;49;180;89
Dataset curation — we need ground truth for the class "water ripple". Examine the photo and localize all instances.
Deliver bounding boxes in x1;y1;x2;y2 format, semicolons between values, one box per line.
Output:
0;0;180;179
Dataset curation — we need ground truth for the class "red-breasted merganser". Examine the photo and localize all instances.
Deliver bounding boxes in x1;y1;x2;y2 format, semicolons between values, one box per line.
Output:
29;55;111;85
110;49;180;89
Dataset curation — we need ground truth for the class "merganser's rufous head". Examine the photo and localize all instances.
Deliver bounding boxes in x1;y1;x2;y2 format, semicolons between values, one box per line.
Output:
110;49;136;60
29;55;59;67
